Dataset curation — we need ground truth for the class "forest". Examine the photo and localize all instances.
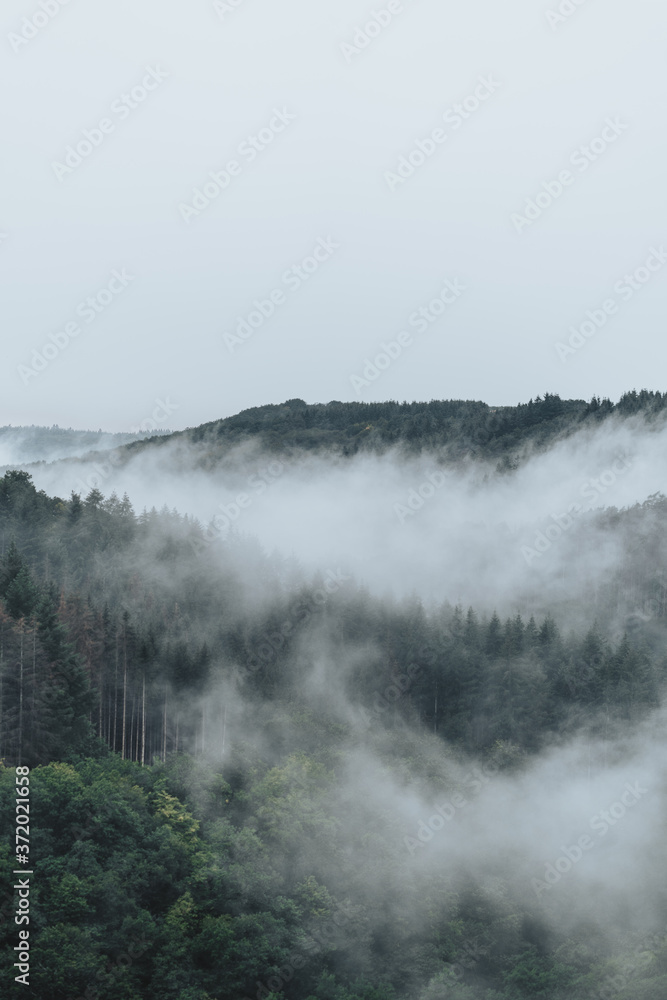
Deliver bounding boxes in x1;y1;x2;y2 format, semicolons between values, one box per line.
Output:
1;393;667;999
0;425;170;468
119;389;667;465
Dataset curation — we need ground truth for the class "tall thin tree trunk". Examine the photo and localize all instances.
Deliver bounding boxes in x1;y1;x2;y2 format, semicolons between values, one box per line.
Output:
98;644;103;739
113;632;119;753
130;695;136;763
141;673;146;766
121;638;127;760
162;687;168;761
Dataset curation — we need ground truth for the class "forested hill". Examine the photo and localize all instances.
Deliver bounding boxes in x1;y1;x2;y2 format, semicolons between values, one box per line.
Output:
1;470;667;997
2;467;667;773
0;424;169;467
4;391;666;477
2;398;667;998
120;389;667;465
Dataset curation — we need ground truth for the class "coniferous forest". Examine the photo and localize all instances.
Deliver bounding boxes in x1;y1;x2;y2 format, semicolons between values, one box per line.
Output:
2;395;667;999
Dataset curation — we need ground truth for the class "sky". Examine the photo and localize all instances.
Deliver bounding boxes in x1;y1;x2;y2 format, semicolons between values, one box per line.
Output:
2;0;667;433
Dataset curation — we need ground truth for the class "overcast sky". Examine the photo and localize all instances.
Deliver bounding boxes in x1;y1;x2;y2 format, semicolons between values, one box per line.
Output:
2;0;666;432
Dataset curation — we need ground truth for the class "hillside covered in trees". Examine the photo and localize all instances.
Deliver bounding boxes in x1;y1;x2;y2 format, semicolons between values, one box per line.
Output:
117;389;667;466
1;393;667;999
0;425;170;468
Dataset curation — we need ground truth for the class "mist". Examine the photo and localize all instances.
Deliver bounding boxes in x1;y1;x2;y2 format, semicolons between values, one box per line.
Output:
3;403;667;998
16;407;667;615
0;424;169;467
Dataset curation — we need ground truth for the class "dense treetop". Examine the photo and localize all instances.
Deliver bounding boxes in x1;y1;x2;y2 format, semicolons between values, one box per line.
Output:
117;389;667;464
1;389;667;999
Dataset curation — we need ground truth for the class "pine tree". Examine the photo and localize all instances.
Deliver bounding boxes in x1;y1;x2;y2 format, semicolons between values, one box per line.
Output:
4;567;39;620
485;611;503;657
0;539;24;597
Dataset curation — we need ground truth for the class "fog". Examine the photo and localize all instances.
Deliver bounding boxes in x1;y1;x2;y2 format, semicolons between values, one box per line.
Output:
0;424;167;467
5;408;667;994
14;408;667;618
175;619;667;969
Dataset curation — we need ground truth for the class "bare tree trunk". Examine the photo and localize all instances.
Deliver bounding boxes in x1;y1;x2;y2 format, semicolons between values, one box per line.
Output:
113;632;119;753
121;638;127;760
130;695;136;763
162;687;167;761
141;673;146;766
98;664;103;739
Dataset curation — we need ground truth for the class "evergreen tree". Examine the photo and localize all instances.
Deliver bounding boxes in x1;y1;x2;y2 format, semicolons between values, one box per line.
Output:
485;611;503;657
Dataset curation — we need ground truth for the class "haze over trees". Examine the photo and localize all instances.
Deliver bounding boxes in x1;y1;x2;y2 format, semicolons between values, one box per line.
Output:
1;392;667;999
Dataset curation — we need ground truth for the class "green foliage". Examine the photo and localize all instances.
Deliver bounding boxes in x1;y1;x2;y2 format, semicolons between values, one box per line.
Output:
500;947;575;997
1;395;667;1000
